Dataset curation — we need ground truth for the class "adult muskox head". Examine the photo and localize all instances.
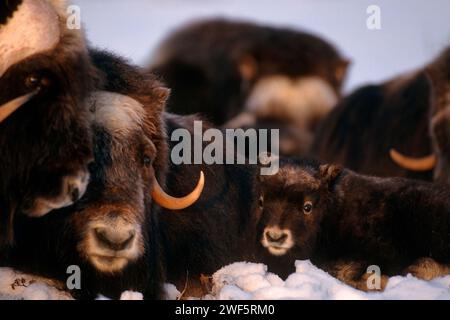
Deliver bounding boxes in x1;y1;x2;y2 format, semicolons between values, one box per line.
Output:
9;86;205;299
389;47;450;184
0;0;98;243
73;90;203;277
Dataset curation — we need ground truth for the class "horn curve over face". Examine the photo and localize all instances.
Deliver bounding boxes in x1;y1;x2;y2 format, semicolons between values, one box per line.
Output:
389;149;437;171
0;90;39;123
151;171;205;210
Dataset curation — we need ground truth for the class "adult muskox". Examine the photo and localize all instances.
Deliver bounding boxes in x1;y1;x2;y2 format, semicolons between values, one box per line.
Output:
257;158;450;290
149;19;349;126
0;0;98;245
2;50;261;299
311;46;450;183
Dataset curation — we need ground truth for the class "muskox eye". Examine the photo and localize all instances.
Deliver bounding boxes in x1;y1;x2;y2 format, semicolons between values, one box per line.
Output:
259;196;264;208
303;201;313;215
25;75;40;88
143;156;153;167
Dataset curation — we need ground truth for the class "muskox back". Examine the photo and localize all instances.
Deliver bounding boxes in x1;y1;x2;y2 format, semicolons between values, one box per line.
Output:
311;71;433;181
311;46;450;183
158;114;262;295
150;18;348;126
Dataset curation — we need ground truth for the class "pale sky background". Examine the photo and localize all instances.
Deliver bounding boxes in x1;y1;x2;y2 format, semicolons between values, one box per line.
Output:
72;0;450;92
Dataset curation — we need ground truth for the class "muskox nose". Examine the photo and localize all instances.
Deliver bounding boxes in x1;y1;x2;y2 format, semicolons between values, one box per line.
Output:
94;227;136;251
265;230;288;244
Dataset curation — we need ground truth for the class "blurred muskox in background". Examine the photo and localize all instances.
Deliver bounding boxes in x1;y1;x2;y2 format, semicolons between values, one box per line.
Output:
150;19;349;157
312;46;450;183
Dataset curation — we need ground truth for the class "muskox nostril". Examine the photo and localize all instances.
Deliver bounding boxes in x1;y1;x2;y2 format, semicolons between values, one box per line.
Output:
265;230;288;244
70;187;80;202
94;228;136;251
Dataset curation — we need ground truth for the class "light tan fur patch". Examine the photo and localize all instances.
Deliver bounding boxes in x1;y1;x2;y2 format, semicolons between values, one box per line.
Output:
88;91;146;139
404;257;450;280
245;75;338;128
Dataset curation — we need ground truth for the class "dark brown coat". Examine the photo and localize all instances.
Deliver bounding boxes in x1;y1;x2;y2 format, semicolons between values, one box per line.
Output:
150;18;348;126
257;158;450;290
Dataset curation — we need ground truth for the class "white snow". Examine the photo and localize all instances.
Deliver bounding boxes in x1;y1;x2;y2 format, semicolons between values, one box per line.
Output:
1;261;449;300
203;261;450;300
0;268;73;300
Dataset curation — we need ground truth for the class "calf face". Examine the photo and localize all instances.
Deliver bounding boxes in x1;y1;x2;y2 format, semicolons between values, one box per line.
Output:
258;159;335;259
0;0;97;242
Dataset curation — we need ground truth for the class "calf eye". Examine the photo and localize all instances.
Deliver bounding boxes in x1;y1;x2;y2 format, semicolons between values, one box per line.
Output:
143;156;153;167
303;201;313;215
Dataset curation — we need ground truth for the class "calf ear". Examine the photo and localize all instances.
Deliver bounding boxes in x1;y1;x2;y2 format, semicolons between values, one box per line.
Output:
154;87;171;105
319;164;343;188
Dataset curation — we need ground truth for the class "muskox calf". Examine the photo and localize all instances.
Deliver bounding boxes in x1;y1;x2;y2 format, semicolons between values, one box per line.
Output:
0;0;99;244
257;159;450;290
150;18;348;126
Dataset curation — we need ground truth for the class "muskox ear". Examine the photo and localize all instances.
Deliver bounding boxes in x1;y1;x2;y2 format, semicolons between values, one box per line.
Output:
319;164;343;188
238;54;258;81
335;59;351;86
154;86;171;106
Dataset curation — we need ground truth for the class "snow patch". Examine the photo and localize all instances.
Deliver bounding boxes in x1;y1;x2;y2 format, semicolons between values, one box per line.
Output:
0;268;73;300
204;260;450;300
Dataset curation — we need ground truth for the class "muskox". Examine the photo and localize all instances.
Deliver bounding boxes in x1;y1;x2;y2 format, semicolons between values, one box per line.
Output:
150;18;349;126
0;0;99;244
2;50;261;299
257;158;450;290
311;46;450;183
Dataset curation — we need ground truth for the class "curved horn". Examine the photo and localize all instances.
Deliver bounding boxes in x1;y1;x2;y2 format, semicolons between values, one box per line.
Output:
151;171;205;210
0;90;39;123
389;149;437;171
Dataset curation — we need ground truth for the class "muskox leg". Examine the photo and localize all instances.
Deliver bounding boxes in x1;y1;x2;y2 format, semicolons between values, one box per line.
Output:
404;257;450;280
322;260;389;292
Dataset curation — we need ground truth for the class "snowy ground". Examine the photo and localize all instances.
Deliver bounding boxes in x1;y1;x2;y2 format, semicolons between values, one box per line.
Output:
201;261;450;300
3;261;449;300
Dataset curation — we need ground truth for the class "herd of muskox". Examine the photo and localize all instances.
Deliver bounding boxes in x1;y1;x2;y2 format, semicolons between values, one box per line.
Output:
0;0;449;299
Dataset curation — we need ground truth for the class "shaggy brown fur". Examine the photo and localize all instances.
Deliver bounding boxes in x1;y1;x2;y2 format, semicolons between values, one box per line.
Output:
150;18;348;126
312;46;450;184
257;158;450;291
0;0;99;245
2;50;262;299
2;50;169;299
